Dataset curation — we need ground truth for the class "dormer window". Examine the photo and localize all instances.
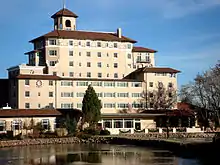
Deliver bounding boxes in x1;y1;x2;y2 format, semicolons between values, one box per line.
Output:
65;20;71;27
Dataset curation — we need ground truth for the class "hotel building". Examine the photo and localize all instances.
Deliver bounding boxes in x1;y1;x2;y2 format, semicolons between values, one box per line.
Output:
7;7;180;133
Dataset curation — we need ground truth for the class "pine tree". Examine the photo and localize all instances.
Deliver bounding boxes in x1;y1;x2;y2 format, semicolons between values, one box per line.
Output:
82;85;102;127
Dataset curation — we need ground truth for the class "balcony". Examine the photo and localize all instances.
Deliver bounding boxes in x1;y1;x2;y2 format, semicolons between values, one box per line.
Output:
136;59;151;63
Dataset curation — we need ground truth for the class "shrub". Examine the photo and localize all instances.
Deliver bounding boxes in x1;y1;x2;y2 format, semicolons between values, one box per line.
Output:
99;130;110;135
83;128;100;135
76;132;92;139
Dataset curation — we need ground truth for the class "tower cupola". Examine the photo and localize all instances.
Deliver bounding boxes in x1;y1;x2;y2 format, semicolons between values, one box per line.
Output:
51;8;78;31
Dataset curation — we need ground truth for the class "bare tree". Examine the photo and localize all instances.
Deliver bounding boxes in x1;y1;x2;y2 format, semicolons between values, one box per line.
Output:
180;61;220;127
141;82;177;110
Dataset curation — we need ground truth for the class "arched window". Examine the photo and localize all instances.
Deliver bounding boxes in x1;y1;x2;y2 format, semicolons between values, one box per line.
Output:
65;20;71;27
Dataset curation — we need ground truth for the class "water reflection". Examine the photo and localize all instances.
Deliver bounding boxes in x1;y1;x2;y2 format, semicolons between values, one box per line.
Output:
0;144;203;165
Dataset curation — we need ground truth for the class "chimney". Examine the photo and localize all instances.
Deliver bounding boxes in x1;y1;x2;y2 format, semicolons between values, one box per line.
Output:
117;28;122;38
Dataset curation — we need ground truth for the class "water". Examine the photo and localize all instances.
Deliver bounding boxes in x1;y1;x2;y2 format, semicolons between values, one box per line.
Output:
0;144;206;165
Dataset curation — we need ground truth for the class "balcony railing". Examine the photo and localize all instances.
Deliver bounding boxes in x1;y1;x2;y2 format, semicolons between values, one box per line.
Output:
136;59;151;63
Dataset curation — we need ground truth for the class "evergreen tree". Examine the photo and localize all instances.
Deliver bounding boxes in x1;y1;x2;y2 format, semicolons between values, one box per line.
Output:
82;85;102;127
65;114;77;135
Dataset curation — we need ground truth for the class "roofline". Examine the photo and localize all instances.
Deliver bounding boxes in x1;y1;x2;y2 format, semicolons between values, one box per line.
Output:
135;67;181;73
29;30;137;43
16;74;143;82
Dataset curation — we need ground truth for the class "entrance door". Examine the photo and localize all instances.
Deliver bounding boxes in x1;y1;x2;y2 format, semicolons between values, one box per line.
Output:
135;122;141;130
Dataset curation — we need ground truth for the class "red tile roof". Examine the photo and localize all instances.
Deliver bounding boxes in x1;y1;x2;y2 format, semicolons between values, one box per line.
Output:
16;74;60;80
51;8;78;18
132;46;157;53
136;67;181;73
0;109;62;117
29;30;137;43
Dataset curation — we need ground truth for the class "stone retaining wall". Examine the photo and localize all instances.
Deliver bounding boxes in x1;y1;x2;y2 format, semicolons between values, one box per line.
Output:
0;137;108;148
118;132;215;139
0;133;215;148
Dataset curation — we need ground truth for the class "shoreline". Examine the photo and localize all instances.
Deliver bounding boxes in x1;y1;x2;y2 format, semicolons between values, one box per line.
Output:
0;135;218;159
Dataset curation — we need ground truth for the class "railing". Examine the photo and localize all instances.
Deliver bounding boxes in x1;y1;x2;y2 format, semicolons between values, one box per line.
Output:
136;59;151;63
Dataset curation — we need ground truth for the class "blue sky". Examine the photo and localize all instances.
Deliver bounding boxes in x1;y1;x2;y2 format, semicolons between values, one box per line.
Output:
0;0;219;88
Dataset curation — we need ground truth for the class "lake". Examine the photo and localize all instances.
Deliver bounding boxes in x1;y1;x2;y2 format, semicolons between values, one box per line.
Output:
0;144;210;165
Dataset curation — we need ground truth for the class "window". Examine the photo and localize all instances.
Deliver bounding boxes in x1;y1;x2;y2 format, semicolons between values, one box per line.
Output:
49;80;53;86
98;73;102;78
49;50;57;56
168;83;173;88
49;61;57;66
132;93;142;97
69;61;74;66
91;81;102;86
49;40;56;45
128;64;131;68
127;44;132;49
131;82;142;87
61;103;73;109
103;119;112;128
61;92;74;97
107;73;109;77
104;103;115;108
114;63;118;68
49;92;53;97
79;52;81;56
87;72;91;77
114;43;118;48
61;81;73;86
77;103;82;108
76;82;88;86
25;79;30;86
127;53;131;59
149;82;153;87
79;62;82;67
149;93;154;97
169;93;172;97
69;72;74;77
53;72;57;76
86;41;90;47
114;73;118;78
87;62;91;67
132;103;142;108
76;93;85;97
79;73;82;77
25;103;30;109
117;93;129;97
97;62;102;68
86;52;91;57
107;64;109;67
117;82;128;87
78;41;81;46
150;102;154;108
49;103;54;108
97;52;101;57
114;119;123;128
38;104;41;108
69;51;73;56
0;120;6;131
25;91;30;97
97;42;101;47
96;93;103;97
114;53;118;58
124;119;133;128
69;40;73;46
38;92;40;96
12;120;22;130
104;93;116;97
42;119;50;130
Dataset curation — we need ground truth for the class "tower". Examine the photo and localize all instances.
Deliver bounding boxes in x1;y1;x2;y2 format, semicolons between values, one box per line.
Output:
51;8;78;31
